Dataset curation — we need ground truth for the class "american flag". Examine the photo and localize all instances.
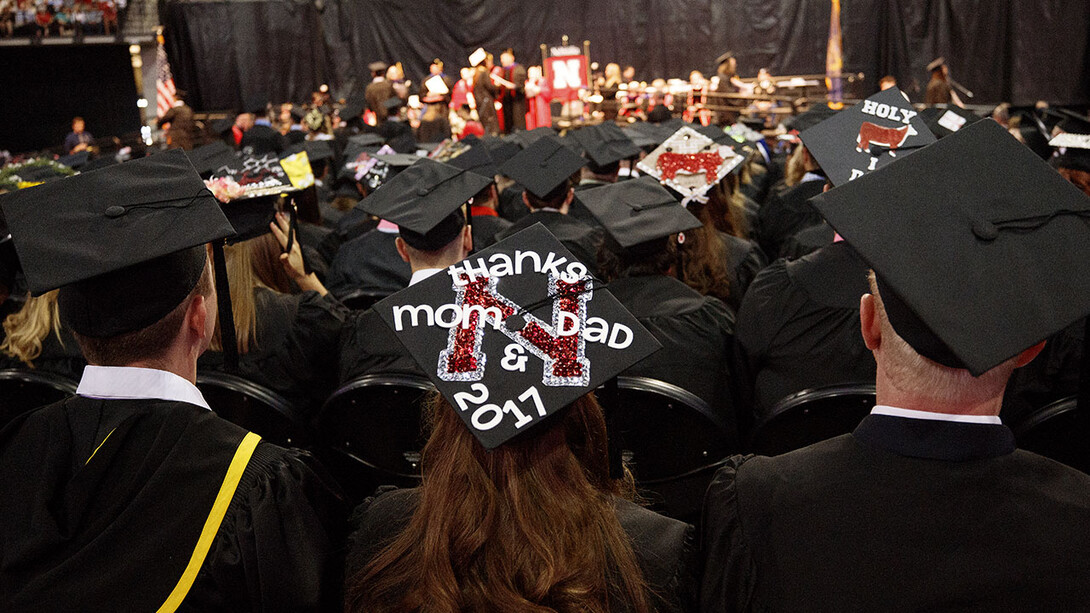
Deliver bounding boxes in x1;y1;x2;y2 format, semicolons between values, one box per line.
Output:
156;31;177;118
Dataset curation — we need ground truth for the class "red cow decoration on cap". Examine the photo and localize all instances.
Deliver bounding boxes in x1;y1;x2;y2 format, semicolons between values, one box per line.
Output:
657;151;724;183
856;121;918;156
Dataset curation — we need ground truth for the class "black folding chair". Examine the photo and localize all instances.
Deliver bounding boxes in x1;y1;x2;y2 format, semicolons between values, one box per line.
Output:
317;373;436;499
1014;396;1090;474
748;383;877;456
598;376;737;525
0;368;78;428
339;289;391;311
196;371;311;448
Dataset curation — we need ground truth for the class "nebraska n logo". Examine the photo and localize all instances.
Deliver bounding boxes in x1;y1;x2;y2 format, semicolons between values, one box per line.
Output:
437;272;591;387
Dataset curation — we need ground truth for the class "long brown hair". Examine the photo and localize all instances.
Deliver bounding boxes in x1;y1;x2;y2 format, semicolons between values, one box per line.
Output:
704;173;749;238
0;290;62;367
678;216;732;304
346;393;653;613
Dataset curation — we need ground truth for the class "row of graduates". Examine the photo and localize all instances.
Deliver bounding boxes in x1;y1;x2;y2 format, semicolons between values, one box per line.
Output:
4;99;1087;449
4;92;1090;610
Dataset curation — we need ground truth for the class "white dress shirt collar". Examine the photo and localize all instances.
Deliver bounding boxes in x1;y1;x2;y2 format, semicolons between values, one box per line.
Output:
76;365;211;410
871;405;1002;425
409;268;443;286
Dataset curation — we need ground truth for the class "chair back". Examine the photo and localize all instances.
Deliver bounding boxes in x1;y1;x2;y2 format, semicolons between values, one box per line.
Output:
196;371;310;447
1015;396;1090;474
0;368;78;428
339;289;391;311
317;373;436;486
749;383;876;456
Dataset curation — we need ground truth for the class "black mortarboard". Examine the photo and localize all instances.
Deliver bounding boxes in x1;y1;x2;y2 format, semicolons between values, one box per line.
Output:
1056;110;1090;135
622;122;669;149
211;115;236;135
356;157;490;250
811;119;1090;376
447;144;499;179
282;140;334;163
499;135;587;198
243;94;268;116
486;140;522;168
573;123;642;166
372;223;662;448
0;149;234;337
348;132;386;148
716;51;735;66
919;106;982;139
689;123;735;146
785;104;840;133
340;93;368;121
187;140;239;177
58;151;90;170
579;176;700;248
1049;132;1090;174
383;96;405;112
506;127;557;150
800;87;936;186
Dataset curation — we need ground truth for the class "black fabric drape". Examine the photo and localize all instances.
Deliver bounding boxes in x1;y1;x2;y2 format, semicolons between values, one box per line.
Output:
159;0;1090;111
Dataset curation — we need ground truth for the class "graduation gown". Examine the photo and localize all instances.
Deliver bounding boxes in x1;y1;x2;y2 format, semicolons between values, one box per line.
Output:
346;487;697;613
338;308;425;383
239;124;285;156
326;229;411;299
198;288;347;413
754;176;825;259
608;275;738;441
493;210;602;276
777;222;834;261
732;242;875;427
0;324;86;383
722;233;767;312
700;415;1090;612
0;396;346;612
497;184;531;222
1002;317;1085;427
468;208;511;251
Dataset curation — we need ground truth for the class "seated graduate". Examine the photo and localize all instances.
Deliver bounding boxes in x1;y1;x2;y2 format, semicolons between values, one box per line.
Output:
197;189;348;413
581;177;740;446
443;142;512;250
566;122;643;227
338;157;486;383
493;134;603;273
344;223;697;612
0;289;86;381
701;120;1090;612
0;151;346;611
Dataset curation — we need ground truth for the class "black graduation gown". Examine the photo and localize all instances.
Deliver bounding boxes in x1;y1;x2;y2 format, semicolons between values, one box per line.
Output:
732;242;875;427
754;176;825;259
0;324;86;382
1002;317;1085;427
0;396;346;612
338;308;424;383
345;487;697;613
778;221;835;261
326;229;411;299
721;233;767;312
239;124;285;156
497;184;531;222
493;210;602;276
569;181;611;229
198;288;347;413
469;212;511;251
700;415;1090;612
607;275;738;441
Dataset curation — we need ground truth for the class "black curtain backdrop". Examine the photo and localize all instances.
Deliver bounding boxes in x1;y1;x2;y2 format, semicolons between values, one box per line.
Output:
159;0;1090;111
2;45;142;153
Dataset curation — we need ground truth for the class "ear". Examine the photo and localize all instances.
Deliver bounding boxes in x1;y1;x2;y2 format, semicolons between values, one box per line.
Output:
563;187;575;207
394;236;411;263
461;224;474;255
860;293;882;351
187;294;210;344
521;190;532;210
1014;340;1046;368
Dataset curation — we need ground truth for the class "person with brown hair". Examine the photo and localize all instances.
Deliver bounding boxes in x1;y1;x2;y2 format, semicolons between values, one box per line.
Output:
344;221;697;612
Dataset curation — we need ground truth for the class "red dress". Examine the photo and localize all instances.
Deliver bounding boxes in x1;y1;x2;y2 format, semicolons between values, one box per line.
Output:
525;77;552;130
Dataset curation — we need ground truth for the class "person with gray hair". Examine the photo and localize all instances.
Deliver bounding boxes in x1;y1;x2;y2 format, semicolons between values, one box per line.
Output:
701;119;1090;612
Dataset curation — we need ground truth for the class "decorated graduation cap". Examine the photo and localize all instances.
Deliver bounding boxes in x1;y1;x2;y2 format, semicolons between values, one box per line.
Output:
372;223;661;448
208;152;297;198
579;176;701;249
919;106;982;138
356;157;490;251
573;123;642;167
1050;132;1090;174
799;87;935;186
499;134;586;198
811;118;1090;376
0;149;234;338
636;125;744;202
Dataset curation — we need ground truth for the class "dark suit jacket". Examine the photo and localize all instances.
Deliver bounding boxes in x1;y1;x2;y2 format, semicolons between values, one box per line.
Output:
347;487;697;613
702;414;1090;612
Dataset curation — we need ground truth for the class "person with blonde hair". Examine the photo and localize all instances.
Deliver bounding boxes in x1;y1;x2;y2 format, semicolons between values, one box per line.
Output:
0;289;85;380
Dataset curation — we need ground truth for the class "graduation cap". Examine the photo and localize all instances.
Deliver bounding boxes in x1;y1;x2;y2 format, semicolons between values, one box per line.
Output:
57;151;90;170
785;104;840;133
715;51;735;66
282;139;334;163
1055;109;1090;135
347;132;386;148
209;152;296;198
486;139;522;168
0;149;234;338
811;118;1090;376
383;96;405;113
499;134;586;199
1049;132;1090;174
340;93;369;122
578;176;700;249
211;115;236;135
505;126;557;150
636;125;744;202
688;123;735;145
622;122;669;149
371;222;662;449
573;123;642;167
446;143;499;179
187;141;239;177
356;157;490;250
243;94;268;116
799;87;936;186
919;106;982;139
289;106;306;122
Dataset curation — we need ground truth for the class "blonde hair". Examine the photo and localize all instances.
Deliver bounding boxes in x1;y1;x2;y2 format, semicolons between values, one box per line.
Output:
211;241;259;354
0;290;63;368
869;273;1017;405
783;144;808;188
